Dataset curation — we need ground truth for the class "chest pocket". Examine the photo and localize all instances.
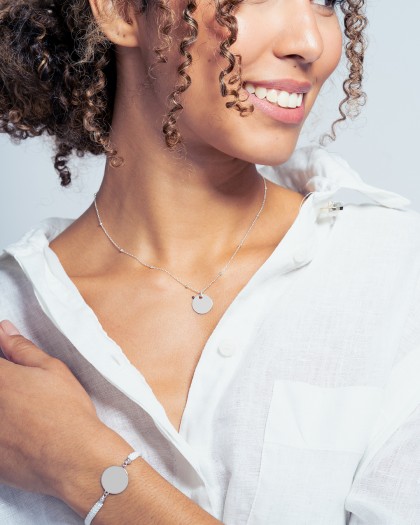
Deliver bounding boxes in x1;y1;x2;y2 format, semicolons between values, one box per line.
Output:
246;380;384;525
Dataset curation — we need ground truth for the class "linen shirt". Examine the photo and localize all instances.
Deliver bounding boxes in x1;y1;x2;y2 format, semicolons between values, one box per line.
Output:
1;146;420;525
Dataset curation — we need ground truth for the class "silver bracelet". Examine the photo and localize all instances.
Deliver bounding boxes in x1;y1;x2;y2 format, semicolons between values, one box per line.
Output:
84;450;142;525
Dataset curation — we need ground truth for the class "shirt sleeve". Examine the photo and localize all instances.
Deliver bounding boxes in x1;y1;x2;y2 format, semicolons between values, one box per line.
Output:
345;270;420;525
345;403;420;524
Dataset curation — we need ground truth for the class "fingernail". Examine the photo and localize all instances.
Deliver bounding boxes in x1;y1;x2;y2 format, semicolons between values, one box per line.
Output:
0;320;20;336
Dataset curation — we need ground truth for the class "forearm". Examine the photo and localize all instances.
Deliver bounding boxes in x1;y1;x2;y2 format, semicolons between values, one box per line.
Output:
61;424;222;525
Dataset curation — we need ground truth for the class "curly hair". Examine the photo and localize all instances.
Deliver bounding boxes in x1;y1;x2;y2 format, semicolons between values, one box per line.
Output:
0;0;367;187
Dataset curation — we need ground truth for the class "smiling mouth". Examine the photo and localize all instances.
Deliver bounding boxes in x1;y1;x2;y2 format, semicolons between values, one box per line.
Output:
244;82;305;109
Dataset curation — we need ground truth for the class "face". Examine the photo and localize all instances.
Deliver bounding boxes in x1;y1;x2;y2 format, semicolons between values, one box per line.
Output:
132;0;343;165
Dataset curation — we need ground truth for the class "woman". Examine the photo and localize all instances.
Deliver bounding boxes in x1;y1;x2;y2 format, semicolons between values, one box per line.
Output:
0;0;419;524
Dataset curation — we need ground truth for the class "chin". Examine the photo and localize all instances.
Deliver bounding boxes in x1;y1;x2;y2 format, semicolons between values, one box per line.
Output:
184;118;301;167
229;132;300;168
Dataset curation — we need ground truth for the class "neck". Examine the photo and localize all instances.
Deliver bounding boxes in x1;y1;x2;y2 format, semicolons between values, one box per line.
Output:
91;154;266;268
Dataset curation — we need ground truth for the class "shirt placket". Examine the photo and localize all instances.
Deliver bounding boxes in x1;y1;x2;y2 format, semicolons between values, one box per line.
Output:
173;198;326;508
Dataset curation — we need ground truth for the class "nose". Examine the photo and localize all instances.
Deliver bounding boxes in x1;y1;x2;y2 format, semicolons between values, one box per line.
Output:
272;2;324;65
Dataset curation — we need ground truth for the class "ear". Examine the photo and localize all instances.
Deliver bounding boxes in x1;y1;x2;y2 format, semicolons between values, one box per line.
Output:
88;0;141;48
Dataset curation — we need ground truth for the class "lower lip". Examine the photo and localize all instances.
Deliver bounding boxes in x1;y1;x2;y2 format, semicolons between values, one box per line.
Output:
248;93;306;124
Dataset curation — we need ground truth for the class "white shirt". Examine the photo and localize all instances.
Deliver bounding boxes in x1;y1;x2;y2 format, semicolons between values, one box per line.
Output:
1;146;420;525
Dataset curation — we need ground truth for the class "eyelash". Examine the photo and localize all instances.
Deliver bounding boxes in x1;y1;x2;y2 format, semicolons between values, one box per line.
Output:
312;0;342;10
239;0;344;10
242;0;344;10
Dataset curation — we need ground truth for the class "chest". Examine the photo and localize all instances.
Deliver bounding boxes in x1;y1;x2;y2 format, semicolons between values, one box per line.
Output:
71;252;269;433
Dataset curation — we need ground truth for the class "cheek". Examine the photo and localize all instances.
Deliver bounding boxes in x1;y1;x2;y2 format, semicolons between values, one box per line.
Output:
319;19;343;81
304;19;342;112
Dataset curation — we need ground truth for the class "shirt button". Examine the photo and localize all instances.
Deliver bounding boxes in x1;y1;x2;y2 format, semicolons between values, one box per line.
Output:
293;247;308;265
217;339;236;358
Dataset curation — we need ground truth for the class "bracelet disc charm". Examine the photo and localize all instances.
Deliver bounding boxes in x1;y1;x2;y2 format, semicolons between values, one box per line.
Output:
101;466;129;494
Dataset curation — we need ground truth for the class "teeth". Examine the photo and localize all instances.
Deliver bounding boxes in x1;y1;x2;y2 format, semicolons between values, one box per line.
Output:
278;90;289;108
255;86;267;99
288;93;298;109
244;82;305;108
266;89;278;103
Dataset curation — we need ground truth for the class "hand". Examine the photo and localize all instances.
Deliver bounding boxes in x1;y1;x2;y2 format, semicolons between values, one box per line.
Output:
0;320;107;501
0;321;225;524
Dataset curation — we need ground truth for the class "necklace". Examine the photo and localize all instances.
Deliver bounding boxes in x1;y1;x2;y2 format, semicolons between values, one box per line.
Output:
93;174;267;315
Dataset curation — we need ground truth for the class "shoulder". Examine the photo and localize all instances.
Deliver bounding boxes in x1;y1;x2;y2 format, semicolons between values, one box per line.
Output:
345;202;420;241
0;251;25;292
0;250;35;342
0;217;74;321
332;196;420;267
312;198;420;313
0;251;30;304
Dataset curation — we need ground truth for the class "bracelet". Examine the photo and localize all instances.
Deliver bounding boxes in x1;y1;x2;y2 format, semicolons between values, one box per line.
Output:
84;450;142;525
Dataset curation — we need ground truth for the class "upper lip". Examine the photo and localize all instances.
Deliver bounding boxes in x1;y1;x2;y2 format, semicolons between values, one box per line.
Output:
244;78;312;94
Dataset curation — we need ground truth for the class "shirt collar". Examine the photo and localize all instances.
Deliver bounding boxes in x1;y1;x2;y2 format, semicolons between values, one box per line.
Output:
4;146;411;284
257;145;411;211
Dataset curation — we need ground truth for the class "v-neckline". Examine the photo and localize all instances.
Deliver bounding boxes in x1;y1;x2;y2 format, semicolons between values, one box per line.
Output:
6;189;319;484
44;191;316;416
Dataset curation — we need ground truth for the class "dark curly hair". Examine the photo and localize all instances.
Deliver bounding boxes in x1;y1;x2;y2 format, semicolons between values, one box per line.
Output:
0;0;367;187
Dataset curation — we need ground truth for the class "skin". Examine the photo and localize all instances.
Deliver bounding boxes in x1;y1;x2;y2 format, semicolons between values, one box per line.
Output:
0;0;343;522
51;0;343;270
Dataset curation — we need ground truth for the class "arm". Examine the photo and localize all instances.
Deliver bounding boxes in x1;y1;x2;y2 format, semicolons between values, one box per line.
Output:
62;424;222;525
345;403;420;524
0;321;222;524
345;269;420;523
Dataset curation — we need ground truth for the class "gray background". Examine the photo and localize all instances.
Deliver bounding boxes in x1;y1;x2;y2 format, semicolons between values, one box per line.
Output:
1;0;419;250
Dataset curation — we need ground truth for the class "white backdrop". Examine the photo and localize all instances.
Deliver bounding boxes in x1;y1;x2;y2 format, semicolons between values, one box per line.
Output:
1;0;419;250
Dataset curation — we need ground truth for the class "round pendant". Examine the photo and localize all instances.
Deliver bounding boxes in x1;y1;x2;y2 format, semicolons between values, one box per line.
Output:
101;465;129;494
192;293;213;314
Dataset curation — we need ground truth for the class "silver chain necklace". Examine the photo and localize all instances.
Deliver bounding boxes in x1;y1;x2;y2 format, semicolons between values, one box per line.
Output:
93;174;267;315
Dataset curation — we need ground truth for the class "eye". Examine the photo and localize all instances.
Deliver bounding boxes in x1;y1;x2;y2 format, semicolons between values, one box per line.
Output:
312;0;342;10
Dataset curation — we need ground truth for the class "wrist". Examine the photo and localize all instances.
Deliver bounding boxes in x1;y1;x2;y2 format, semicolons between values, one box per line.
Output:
58;422;133;518
58;425;223;525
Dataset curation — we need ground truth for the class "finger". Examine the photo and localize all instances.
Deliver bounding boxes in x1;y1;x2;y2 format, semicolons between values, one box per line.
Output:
0;320;20;336
0;320;53;369
0;320;19;362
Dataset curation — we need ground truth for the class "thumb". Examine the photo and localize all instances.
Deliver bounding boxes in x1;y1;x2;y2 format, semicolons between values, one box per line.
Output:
0;320;51;368
0;320;21;336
